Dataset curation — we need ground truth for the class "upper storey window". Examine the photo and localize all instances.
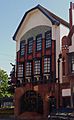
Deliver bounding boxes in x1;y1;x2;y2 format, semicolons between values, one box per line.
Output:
17;63;24;82
36;34;42;51
44;57;51;73
34;60;40;75
45;30;52;48
20;40;25;56
28;37;33;54
26;61;32;76
71;55;74;73
68;53;74;74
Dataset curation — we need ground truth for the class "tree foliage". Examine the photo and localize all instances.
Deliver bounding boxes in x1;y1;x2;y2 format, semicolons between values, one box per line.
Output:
0;69;11;97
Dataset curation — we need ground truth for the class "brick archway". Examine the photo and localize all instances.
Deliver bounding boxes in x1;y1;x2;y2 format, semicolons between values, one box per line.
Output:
20;90;43;114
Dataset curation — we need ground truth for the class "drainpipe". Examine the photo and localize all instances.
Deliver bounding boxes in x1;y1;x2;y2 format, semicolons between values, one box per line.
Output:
57;53;62;108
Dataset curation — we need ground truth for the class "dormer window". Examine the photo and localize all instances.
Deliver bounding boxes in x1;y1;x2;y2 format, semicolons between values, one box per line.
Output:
45;30;52;48
28;37;33;54
20;40;25;56
36;34;42;51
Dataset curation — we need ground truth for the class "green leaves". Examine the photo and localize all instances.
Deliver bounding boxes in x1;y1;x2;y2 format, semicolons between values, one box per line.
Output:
0;69;11;98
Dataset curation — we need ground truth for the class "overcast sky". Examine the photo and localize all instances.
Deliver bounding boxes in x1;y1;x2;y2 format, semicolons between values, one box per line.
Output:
0;0;74;75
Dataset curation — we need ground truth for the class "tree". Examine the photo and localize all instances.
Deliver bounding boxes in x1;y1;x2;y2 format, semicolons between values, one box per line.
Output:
0;69;11;98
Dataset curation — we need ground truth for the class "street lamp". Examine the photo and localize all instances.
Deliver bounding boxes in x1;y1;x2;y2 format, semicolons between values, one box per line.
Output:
58;53;62;108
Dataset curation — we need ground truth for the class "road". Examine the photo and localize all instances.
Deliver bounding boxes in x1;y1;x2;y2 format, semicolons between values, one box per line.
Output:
0;115;15;120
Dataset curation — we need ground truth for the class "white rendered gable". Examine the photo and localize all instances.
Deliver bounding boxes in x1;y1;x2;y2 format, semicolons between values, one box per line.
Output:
15;9;52;42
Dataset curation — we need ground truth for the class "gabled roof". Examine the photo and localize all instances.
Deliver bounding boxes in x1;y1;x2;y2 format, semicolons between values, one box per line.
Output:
13;4;70;40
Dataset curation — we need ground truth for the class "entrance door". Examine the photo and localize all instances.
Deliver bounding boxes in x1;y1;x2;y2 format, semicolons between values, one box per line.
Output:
20;90;43;114
49;97;56;113
62;96;71;107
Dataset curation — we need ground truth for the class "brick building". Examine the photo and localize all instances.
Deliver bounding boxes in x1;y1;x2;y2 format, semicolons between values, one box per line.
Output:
61;2;74;108
12;4;70;119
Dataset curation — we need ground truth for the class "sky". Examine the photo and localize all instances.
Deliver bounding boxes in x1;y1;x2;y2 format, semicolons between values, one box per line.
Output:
0;0;74;76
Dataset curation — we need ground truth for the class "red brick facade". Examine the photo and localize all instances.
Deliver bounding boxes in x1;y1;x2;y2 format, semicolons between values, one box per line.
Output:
61;26;74;108
12;4;72;120
14;36;57;119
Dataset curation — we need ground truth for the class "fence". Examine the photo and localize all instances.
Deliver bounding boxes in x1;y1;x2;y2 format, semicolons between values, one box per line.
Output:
0;97;14;108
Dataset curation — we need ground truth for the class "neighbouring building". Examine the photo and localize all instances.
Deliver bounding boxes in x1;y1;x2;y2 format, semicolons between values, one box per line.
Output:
61;2;74;108
12;4;70;120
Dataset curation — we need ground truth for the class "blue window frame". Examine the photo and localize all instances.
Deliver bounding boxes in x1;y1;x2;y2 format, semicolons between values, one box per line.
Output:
20;40;25;56
45;30;52;48
36;34;42;51
28;37;33;54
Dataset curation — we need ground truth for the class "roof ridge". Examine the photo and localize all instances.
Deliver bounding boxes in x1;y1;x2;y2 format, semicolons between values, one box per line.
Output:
37;4;70;27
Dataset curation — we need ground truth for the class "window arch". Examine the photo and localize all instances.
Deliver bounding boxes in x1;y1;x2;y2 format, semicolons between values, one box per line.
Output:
20;90;43;114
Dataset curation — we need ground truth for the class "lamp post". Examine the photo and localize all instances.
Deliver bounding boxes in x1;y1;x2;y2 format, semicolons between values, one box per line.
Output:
58;53;62;108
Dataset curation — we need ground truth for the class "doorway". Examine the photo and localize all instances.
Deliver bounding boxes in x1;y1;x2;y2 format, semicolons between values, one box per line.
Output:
20;90;43;114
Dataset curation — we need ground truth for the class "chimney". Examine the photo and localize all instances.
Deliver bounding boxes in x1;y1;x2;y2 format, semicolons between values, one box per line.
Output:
69;2;74;29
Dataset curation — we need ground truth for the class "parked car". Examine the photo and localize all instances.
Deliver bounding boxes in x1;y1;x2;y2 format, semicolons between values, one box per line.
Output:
48;107;74;120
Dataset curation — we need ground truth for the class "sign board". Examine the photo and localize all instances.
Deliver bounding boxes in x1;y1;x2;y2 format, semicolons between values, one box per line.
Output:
62;89;71;96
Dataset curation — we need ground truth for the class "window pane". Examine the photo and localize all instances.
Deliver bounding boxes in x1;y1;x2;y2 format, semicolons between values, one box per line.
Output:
26;62;32;76
36;35;42;51
20;41;25;56
72;56;74;72
28;37;33;54
34;60;40;74
44;57;50;73
72;55;74;73
17;64;24;81
72;64;74;71
45;31;52;48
